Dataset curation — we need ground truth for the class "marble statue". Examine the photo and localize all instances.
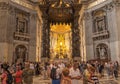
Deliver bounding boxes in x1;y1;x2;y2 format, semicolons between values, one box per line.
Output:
99;47;106;59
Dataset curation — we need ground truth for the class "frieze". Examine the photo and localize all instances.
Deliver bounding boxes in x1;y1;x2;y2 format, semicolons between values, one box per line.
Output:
0;2;16;15
114;0;120;7
0;2;9;10
105;2;115;12
0;2;13;10
103;1;120;12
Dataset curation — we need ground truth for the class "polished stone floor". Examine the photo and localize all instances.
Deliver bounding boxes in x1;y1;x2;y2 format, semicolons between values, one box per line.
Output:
33;76;120;84
0;74;119;84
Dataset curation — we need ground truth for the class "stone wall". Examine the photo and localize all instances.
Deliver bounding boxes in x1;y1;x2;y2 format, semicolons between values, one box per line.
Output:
0;0;40;63
84;0;120;62
0;1;15;63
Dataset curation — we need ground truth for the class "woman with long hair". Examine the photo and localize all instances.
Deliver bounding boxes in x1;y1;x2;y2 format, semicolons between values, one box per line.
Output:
83;64;95;84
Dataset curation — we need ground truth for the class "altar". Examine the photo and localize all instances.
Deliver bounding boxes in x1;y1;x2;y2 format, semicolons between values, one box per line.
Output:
50;23;72;60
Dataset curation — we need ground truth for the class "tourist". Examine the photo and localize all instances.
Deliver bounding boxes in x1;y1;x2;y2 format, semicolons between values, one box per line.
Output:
79;61;86;75
30;62;34;70
0;61;2;74
61;68;72;84
35;62;40;75
14;65;23;84
69;63;81;84
1;62;9;71
22;62;34;84
113;61;119;79
98;62;104;77
105;62;111;77
6;69;13;84
1;68;7;84
43;62;49;79
46;62;51;79
109;62;114;78
83;64;95;84
50;63;61;84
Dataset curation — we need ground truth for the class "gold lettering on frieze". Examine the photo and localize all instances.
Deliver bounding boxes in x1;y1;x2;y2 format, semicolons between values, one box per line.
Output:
11;0;35;10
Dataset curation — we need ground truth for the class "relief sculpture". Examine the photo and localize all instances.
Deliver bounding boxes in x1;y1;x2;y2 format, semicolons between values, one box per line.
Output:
96;44;109;60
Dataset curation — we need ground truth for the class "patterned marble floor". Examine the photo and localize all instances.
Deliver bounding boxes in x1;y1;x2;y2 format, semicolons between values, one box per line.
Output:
100;80;118;84
33;76;120;84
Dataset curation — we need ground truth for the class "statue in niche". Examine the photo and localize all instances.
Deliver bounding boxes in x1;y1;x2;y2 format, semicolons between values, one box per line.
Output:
16;46;26;63
99;47;107;59
97;19;105;32
19;21;25;33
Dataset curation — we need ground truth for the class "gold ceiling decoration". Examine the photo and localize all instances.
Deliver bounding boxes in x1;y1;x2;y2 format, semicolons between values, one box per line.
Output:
50;23;71;33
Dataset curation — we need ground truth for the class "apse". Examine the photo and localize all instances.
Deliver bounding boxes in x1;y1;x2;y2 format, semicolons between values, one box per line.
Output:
50;23;72;60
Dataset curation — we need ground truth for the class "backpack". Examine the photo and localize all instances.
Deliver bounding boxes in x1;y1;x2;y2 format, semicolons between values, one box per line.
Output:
6;73;13;84
50;67;57;79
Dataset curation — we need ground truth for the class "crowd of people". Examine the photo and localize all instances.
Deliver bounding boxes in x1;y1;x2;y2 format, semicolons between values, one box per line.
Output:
0;60;119;84
48;61;119;84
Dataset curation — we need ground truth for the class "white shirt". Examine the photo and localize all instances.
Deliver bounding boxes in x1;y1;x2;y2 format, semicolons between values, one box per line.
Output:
69;67;81;84
30;63;34;70
58;63;65;73
56;68;61;79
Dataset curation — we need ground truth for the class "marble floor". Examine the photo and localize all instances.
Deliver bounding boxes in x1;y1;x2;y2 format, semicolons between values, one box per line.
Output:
33;76;120;84
0;74;118;84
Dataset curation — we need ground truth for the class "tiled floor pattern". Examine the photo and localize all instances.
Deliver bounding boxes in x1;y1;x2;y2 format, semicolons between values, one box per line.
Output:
33;76;120;84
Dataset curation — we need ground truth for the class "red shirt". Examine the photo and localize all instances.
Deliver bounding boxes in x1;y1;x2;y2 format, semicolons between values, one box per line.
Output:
1;72;7;84
15;70;22;83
